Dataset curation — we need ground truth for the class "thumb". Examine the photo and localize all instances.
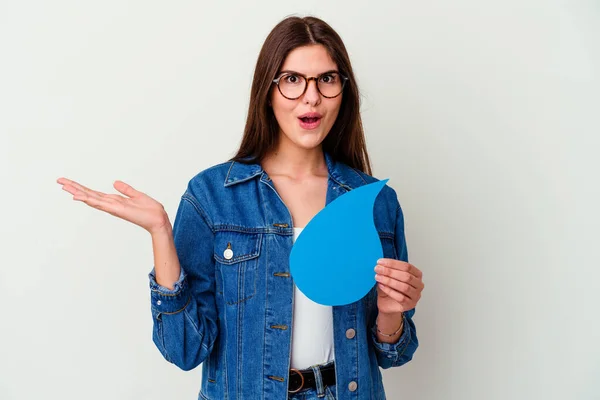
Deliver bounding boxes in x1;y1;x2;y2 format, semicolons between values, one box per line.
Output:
113;180;139;198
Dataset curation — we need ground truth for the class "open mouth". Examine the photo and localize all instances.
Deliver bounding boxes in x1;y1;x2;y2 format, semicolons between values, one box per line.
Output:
299;117;321;123
298;116;322;130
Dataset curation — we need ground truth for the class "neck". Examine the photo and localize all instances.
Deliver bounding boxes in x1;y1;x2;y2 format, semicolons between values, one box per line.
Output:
262;143;327;180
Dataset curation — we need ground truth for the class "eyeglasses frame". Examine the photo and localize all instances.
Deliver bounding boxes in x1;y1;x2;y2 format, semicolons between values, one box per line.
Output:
272;70;349;100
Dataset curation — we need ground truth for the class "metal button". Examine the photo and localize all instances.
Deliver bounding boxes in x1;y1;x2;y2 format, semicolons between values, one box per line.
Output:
348;381;357;392
156;300;162;305
346;328;356;339
224;242;233;260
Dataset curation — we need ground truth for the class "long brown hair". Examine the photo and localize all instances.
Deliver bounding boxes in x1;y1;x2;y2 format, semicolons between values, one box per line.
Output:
230;15;372;175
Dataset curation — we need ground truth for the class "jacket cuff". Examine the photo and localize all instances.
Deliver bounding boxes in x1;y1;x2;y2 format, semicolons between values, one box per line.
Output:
370;312;412;359
148;268;190;314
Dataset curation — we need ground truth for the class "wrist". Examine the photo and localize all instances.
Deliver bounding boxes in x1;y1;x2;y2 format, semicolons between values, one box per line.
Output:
149;216;172;237
378;310;404;319
376;312;404;337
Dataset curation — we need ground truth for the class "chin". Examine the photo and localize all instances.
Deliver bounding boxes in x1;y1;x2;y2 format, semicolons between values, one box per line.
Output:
293;133;327;149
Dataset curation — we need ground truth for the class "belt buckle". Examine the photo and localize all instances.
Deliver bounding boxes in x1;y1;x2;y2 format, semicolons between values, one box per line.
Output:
288;368;305;394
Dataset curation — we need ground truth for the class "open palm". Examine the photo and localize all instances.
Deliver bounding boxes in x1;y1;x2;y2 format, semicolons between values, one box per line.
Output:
57;178;170;235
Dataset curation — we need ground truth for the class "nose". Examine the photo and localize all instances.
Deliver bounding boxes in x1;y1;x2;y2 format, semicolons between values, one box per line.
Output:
302;78;321;106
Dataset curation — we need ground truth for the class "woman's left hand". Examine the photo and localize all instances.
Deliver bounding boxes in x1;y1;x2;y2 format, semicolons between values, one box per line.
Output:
374;259;424;314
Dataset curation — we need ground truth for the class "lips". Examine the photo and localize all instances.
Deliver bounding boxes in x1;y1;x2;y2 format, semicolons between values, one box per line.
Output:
298;112;322;118
298;112;322;123
300;117;320;123
298;112;322;130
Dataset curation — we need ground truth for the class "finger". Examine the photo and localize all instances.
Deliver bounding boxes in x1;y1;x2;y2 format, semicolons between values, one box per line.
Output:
79;194;123;216
377;258;423;279
60;183;92;199
375;273;417;300
376;283;388;298
58;178;82;197
410;263;423;279
113;180;141;198
64;184;106;202
377;258;410;271
374;266;420;290
377;283;407;306
58;178;106;201
57;178;97;195
61;184;79;197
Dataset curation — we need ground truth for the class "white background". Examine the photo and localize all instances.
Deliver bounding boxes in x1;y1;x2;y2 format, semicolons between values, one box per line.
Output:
1;1;599;399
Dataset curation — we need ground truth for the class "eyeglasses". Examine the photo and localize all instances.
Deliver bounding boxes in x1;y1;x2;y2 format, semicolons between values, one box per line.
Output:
272;70;349;100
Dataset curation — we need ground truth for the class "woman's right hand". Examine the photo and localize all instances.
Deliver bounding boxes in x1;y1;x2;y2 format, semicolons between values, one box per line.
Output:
57;177;171;235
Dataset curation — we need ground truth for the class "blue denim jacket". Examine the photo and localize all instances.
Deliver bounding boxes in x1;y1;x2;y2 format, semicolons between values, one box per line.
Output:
148;152;419;399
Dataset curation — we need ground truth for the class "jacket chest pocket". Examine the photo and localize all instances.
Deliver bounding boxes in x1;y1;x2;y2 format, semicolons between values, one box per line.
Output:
213;231;262;305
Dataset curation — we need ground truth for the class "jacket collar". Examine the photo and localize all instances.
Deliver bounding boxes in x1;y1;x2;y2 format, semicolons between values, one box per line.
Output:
224;151;365;189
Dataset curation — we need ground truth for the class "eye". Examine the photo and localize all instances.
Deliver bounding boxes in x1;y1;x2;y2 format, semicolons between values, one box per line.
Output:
283;74;302;84
319;74;338;84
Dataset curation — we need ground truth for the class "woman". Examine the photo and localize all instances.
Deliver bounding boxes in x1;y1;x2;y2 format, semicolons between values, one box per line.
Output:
57;15;424;400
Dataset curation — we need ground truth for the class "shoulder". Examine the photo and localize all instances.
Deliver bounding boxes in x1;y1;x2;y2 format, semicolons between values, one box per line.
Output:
338;163;401;210
189;160;235;185
177;161;236;214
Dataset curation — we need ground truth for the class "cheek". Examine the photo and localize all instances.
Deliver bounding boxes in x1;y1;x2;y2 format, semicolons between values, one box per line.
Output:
272;98;298;122
326;99;343;122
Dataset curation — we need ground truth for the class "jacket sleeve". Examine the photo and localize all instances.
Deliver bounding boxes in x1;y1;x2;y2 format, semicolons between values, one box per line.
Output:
370;203;419;369
148;191;218;371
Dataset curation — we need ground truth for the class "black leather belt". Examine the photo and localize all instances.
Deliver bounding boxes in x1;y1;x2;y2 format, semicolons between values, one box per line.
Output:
288;363;336;394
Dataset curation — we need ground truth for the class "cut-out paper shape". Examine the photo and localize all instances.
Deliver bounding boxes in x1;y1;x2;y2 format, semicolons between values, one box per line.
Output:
289;179;389;306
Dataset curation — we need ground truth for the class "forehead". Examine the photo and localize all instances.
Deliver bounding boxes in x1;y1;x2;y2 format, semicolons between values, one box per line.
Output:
280;44;338;74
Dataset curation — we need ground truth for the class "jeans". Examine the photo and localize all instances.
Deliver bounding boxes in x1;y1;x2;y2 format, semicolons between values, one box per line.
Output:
287;361;337;400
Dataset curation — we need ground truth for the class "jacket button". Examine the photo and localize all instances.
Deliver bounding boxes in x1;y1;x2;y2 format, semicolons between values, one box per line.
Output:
223;248;233;260
348;381;358;392
345;328;356;339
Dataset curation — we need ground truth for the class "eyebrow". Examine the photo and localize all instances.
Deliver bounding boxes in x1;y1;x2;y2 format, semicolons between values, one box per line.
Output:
278;69;340;76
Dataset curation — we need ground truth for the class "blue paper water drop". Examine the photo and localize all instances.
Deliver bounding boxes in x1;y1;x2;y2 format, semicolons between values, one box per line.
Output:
289;179;389;306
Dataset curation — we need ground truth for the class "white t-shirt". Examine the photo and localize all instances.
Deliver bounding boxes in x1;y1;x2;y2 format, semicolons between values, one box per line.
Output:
289;227;335;370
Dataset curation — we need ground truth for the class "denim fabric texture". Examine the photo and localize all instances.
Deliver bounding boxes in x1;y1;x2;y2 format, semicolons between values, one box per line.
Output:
148;152;419;399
